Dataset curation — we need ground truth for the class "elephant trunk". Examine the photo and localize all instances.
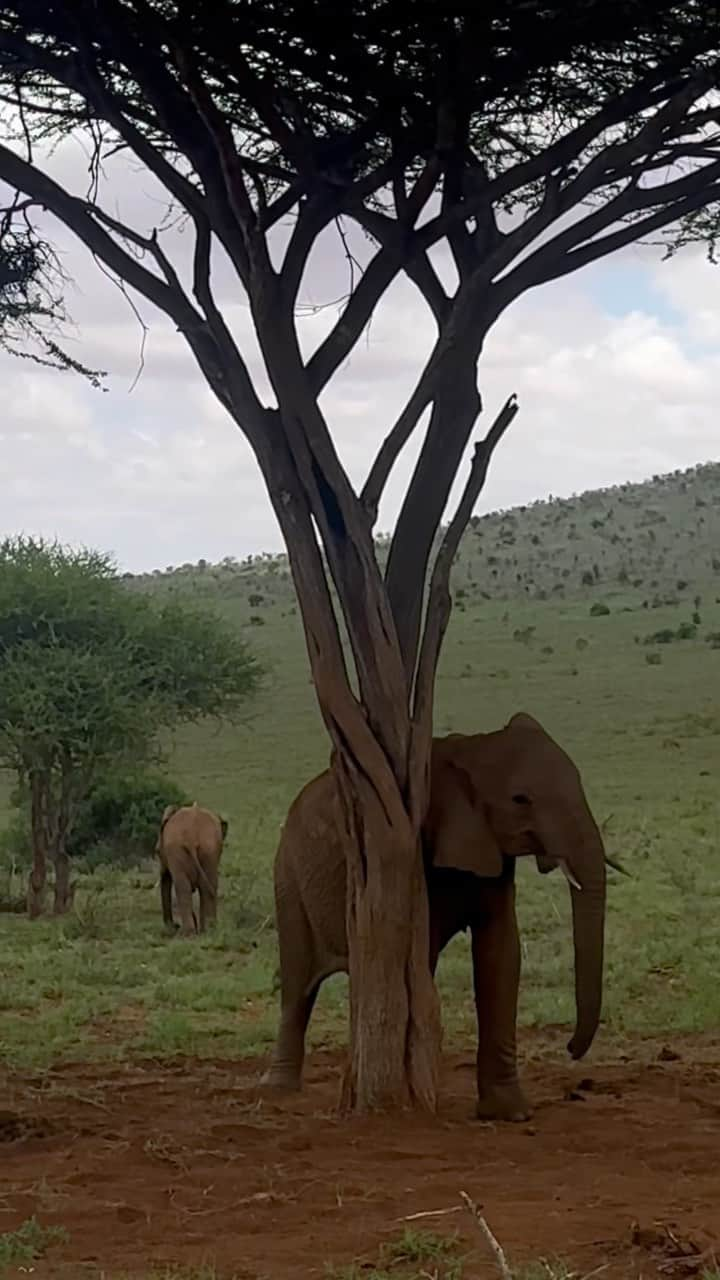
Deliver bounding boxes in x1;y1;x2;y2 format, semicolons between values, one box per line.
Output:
565;828;606;1060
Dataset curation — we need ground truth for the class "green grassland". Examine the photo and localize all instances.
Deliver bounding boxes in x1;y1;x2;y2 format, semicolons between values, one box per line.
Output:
1;462;719;1072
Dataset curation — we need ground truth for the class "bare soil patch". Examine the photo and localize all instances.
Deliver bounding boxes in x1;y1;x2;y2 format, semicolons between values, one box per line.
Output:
2;1033;719;1278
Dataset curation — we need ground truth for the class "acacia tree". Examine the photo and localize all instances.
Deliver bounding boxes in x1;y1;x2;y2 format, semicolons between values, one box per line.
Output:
0;537;261;917
0;1;719;1110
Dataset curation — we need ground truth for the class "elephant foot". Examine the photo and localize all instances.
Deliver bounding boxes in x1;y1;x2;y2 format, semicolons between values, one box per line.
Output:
475;1080;531;1123
258;1065;302;1093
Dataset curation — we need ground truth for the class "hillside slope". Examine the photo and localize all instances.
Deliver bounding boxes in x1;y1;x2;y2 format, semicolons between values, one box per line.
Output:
130;459;720;608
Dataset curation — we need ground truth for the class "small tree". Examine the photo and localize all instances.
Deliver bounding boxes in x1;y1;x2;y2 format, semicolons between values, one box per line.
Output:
0;537;261;916
1;2;720;1110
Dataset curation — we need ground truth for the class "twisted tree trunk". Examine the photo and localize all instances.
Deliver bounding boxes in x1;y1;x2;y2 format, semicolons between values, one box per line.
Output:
340;768;441;1111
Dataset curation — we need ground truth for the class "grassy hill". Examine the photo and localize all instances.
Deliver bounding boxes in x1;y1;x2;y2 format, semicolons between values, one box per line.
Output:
128;457;720;609
1;459;719;1073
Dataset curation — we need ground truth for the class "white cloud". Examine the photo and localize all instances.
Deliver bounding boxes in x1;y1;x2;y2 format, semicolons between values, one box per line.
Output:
2;141;720;571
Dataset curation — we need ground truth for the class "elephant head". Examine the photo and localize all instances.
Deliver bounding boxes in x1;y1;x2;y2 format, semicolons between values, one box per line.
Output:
156;804;228;846
427;711;609;1061
155;803;179;853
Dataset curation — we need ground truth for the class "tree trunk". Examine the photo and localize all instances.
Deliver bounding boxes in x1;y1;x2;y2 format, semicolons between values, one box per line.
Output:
27;771;48;919
52;844;73;915
339;764;442;1112
249;386;513;1114
52;757;76;915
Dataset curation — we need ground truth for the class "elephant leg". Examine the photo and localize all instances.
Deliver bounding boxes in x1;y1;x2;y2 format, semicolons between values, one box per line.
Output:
173;873;197;937
160;868;175;930
261;894;325;1091
262;982;321;1092
471;880;531;1122
198;868;218;933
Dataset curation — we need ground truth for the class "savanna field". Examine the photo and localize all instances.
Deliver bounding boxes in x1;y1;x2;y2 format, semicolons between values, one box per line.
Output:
1;465;720;1279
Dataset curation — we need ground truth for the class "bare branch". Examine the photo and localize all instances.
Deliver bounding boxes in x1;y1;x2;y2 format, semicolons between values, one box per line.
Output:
416;68;711;255
171;42;264;280
280;194;339;304
88;203;186;294
536;183;720;285
306;247;399;394
408;394;518;822
460;1192;513;1280
499;154;720;300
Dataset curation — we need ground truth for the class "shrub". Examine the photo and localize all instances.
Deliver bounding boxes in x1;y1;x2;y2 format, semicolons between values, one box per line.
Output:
645;651;662;665
2;770;189;872
68;770;189;866
644;628;676;645
589;602;610;616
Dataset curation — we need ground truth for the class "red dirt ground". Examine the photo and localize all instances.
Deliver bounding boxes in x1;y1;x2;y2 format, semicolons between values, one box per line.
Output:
2;1033;720;1279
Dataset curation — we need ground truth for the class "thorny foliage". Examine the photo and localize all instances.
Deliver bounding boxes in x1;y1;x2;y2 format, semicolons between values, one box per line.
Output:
0;3;719;246
0;212;105;382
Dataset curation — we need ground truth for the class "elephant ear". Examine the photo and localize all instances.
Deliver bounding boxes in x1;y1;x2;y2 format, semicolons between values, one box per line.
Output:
159;804;179;830
428;759;503;879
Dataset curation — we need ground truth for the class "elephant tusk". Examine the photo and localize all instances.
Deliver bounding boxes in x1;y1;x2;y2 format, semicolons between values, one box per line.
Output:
559;859;582;891
604;852;631;878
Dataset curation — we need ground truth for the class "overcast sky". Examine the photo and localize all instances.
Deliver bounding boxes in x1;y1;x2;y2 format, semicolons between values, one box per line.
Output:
2;134;719;574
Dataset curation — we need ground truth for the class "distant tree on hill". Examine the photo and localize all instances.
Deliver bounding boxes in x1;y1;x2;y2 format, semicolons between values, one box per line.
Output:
2;0;720;1111
0;537;261;917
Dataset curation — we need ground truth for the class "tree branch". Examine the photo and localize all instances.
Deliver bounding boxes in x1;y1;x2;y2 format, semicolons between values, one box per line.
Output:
407;393;519;823
306;246;399;394
416;68;709;256
172;41;269;282
535;183;720;284
499;153;720;299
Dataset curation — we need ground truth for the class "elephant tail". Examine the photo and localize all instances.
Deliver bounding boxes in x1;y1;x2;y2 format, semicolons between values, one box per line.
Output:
186;845;217;897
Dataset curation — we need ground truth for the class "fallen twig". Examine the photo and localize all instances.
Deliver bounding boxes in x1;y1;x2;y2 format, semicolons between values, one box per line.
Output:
397;1206;463;1222
460;1190;512;1280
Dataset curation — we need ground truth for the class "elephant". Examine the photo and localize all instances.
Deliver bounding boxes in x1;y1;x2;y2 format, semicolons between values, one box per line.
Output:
155;802;228;936
263;712;619;1120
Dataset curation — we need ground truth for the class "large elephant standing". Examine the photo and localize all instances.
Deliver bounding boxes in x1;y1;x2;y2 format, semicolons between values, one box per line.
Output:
263;712;613;1120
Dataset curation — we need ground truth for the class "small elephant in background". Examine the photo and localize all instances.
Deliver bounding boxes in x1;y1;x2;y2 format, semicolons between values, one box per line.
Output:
155;802;228;936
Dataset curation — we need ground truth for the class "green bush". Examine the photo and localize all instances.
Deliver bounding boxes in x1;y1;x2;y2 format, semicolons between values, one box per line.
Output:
644;623;698;645
67;770;189;866
0;770;188;873
644;628;676;645
589;601;611;616
676;621;698;640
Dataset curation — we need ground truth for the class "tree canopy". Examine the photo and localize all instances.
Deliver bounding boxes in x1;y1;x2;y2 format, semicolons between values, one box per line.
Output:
0;0;719;1109
0;536;261;915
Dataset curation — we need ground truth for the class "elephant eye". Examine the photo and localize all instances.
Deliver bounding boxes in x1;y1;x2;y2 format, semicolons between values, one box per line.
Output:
512;793;531;806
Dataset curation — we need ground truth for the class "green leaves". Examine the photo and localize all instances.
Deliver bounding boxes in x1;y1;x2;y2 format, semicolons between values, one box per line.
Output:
0;534;262;785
